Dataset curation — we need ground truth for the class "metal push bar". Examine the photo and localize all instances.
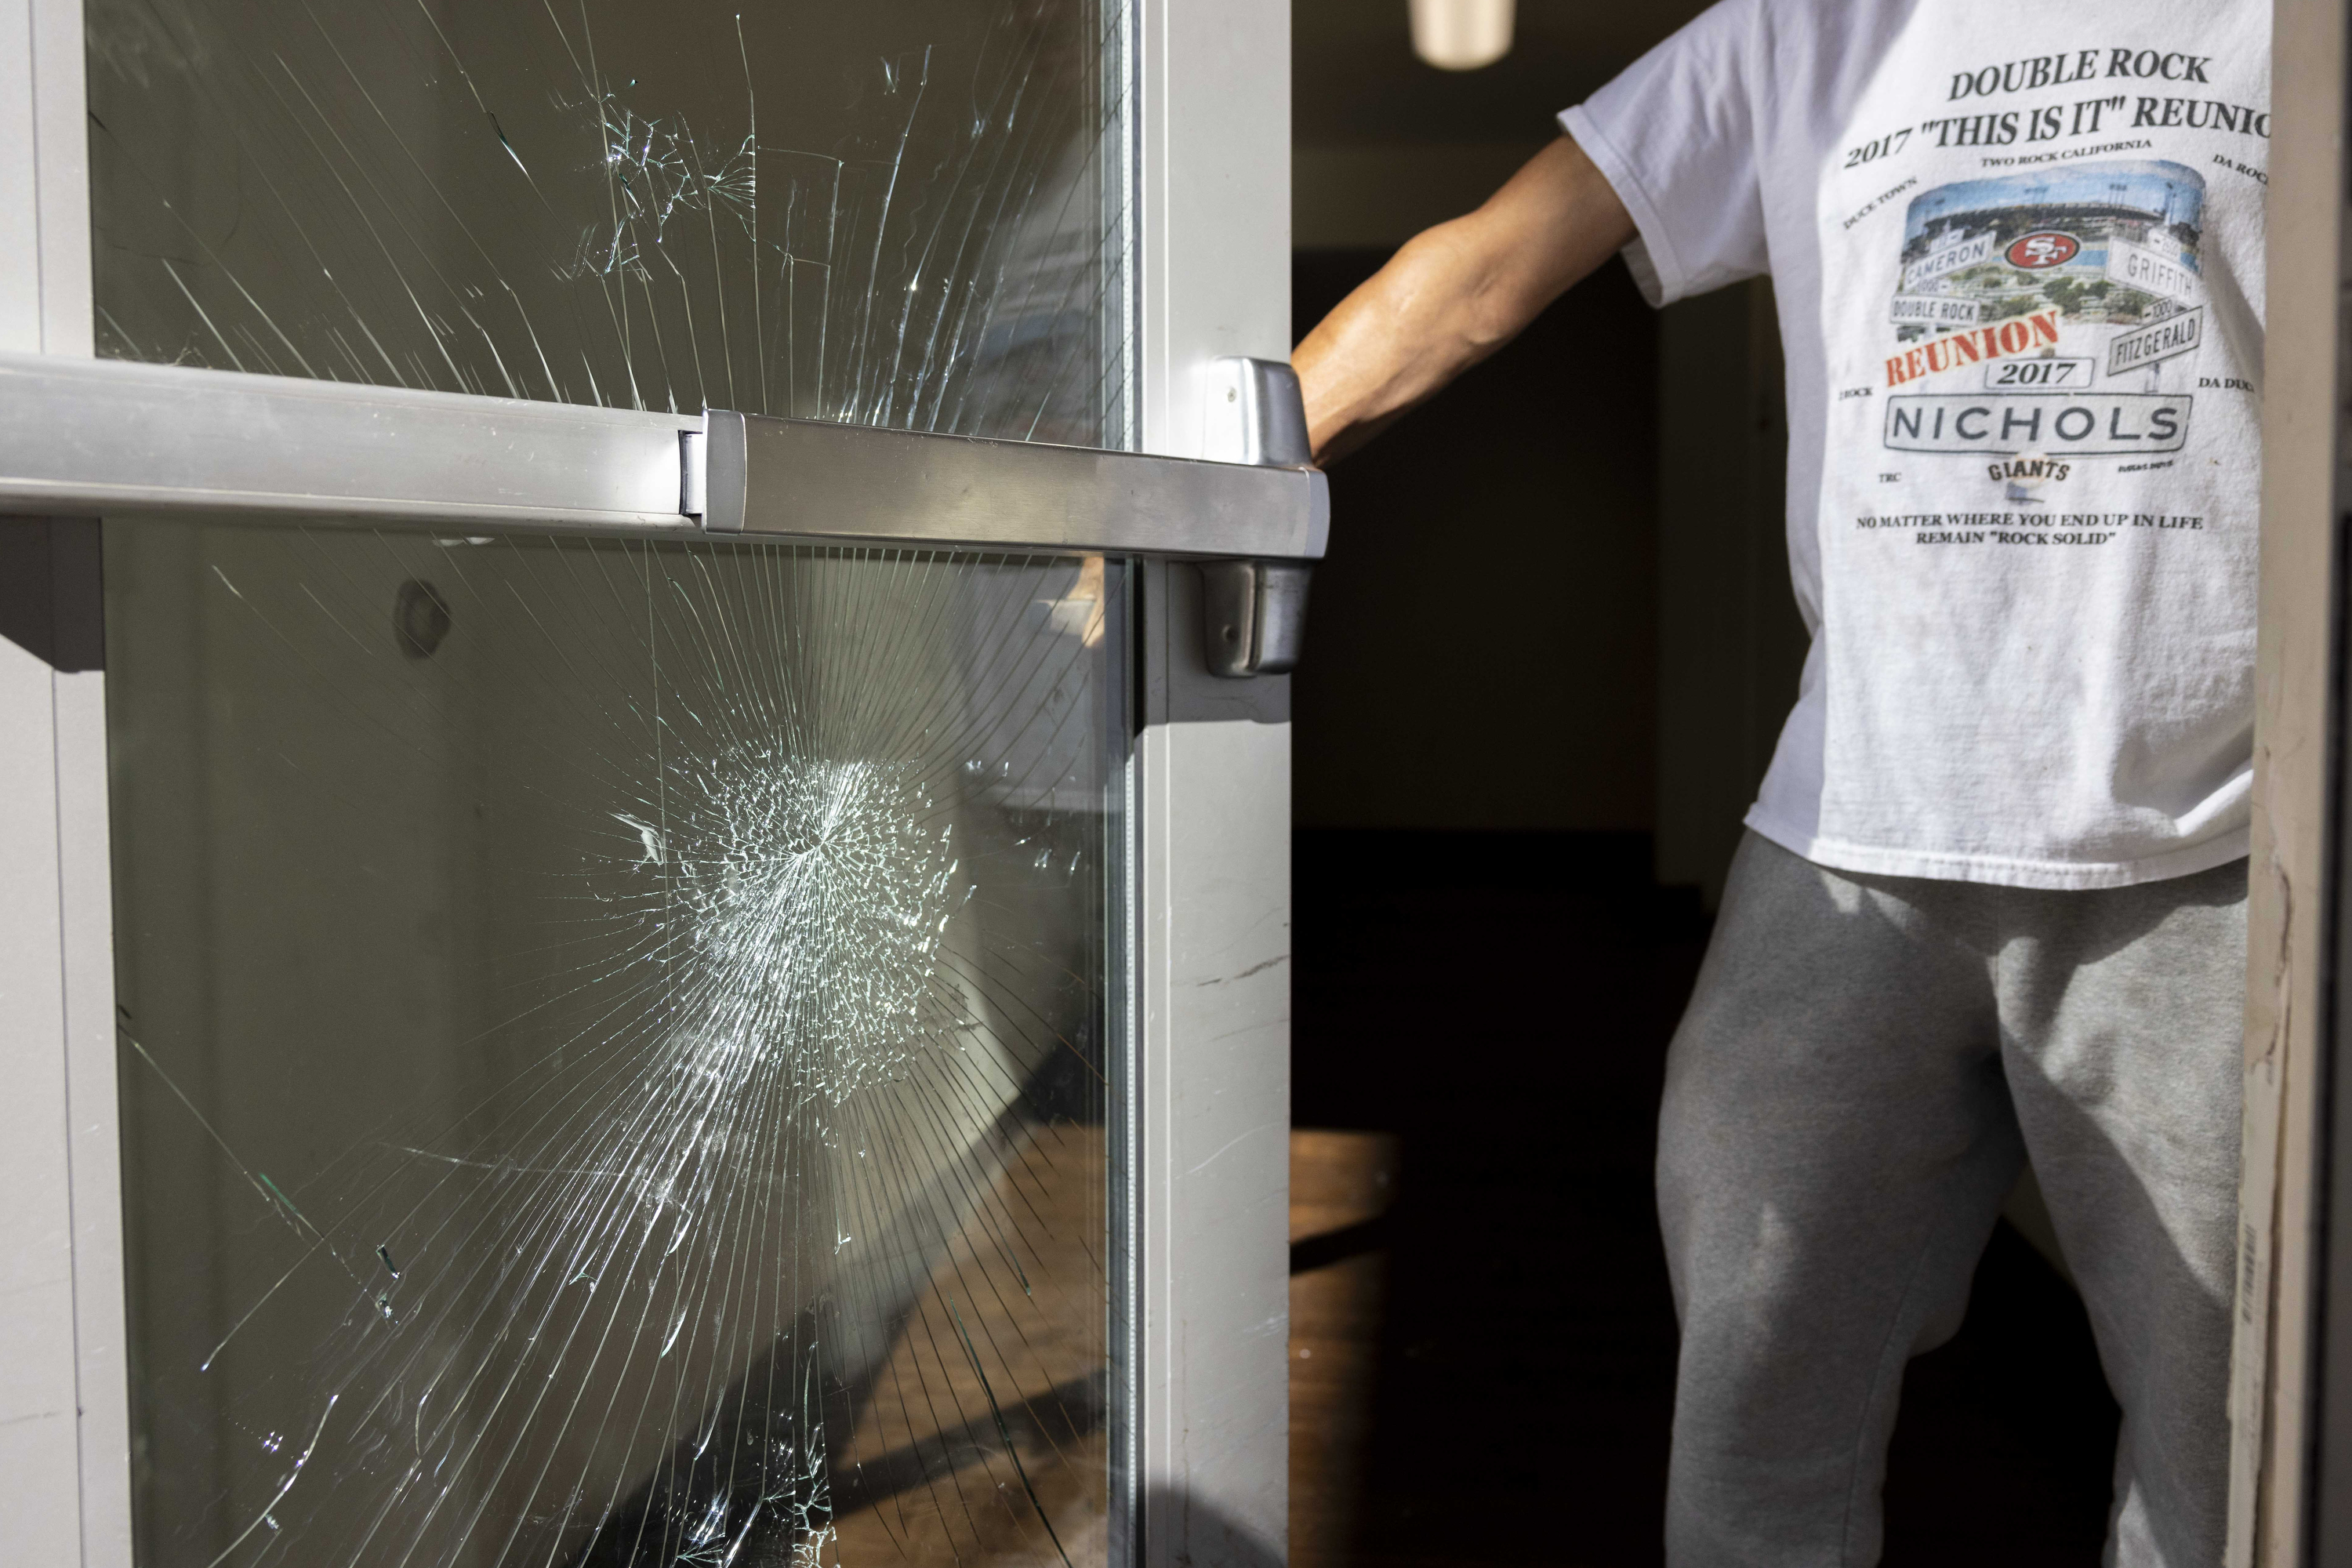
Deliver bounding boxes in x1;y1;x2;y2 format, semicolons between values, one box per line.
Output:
0;352;1327;560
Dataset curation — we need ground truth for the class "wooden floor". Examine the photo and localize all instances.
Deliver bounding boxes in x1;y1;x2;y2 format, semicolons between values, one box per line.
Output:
827;1123;1110;1568
1289;1130;1399;1568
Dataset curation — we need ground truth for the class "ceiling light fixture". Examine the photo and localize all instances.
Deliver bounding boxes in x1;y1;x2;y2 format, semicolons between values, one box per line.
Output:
1408;0;1515;71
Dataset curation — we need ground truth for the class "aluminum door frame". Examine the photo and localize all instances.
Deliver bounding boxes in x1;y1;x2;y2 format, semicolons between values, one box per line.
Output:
0;2;1300;1564
0;4;129;1566
1129;0;1294;1562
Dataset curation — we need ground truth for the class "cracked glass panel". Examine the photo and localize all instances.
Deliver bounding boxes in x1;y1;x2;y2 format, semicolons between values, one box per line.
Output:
87;0;1127;445
105;519;1130;1566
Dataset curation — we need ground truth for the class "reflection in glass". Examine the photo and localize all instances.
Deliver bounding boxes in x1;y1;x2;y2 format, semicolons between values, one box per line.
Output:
107;521;1127;1566
88;0;1126;445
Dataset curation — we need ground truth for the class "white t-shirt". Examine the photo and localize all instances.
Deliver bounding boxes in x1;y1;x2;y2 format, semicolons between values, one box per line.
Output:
1563;0;2269;888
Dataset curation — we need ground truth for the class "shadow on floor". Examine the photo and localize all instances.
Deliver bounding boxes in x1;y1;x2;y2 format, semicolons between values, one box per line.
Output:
1289;829;2120;1567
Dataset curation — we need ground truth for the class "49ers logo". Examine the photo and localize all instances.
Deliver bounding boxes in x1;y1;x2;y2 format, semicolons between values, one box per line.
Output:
2005;230;2080;269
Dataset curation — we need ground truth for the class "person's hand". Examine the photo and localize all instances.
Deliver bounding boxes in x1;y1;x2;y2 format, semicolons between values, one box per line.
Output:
1293;134;1635;465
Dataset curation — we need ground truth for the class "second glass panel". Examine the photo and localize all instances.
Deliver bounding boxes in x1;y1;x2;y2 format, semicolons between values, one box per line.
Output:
88;0;1124;443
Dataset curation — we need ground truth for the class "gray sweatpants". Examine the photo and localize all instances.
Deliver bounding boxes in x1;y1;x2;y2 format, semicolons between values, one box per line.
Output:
1661;832;2247;1568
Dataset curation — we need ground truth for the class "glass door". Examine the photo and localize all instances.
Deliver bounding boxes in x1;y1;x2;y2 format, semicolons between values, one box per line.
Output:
0;1;1308;1565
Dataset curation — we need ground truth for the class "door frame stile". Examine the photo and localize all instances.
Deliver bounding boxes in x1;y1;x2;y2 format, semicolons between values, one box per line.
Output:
0;2;132;1566
1131;0;1294;1560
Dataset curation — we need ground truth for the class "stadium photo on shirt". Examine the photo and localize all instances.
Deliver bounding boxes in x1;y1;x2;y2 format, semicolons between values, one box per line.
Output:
1879;161;2208;458
1892;161;2205;365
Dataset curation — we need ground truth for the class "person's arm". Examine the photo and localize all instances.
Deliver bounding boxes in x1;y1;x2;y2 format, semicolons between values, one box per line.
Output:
1294;134;1635;464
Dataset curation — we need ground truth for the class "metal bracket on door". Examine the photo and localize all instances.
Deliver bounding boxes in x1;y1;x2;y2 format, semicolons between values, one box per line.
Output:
1200;557;1311;677
1198;356;1317;679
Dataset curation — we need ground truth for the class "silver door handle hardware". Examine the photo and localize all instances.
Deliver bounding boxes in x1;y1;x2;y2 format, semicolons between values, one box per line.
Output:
1200;558;1311;677
695;407;1327;559
0;351;1330;556
1202;356;1313;467
1199;357;1316;678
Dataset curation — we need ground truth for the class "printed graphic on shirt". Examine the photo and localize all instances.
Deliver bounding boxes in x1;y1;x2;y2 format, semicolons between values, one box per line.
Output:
1879;162;2205;473
1823;32;2266;539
